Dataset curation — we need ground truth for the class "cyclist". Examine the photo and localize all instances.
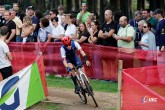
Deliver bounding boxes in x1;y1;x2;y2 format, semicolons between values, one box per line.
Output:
60;36;91;93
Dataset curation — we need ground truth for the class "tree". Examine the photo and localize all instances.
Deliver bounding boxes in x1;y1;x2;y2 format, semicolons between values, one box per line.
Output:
137;0;144;10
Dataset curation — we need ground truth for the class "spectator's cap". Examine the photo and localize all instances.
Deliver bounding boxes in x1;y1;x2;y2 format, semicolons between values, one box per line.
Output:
154;9;163;15
27;6;34;10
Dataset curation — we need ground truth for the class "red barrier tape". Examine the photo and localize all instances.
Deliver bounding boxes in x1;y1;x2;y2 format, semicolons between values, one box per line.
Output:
9;42;165;81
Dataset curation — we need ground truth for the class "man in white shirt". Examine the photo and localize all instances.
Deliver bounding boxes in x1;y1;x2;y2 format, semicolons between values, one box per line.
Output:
0;26;13;80
49;17;64;42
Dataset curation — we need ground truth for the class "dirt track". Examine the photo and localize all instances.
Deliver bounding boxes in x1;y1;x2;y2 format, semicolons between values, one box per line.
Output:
46;87;117;110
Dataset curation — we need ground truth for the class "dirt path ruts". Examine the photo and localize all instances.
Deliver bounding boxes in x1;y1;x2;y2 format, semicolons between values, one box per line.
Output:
47;87;117;110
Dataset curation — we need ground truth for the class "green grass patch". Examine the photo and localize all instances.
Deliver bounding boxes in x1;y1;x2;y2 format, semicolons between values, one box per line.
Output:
27;102;60;110
46;75;118;93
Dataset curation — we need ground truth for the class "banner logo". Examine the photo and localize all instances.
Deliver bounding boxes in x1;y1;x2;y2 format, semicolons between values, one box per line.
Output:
0;76;20;110
141;95;158;103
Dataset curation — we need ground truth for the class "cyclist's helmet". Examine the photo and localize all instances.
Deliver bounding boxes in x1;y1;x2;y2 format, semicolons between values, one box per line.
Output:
62;36;71;46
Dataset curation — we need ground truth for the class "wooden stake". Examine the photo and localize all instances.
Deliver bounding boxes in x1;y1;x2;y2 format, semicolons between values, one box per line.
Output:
117;60;123;110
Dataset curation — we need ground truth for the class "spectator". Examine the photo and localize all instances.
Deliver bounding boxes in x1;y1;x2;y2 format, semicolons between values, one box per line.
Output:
98;10;117;46
150;10;154;17
38;17;52;42
49;9;58;27
134;20;145;49
0;26;13;80
4;11;16;44
76;22;90;43
12;3;24;21
65;14;77;39
49;17;65;42
86;14;94;32
129;11;142;29
76;2;90;24
138;22;156;50
57;5;65;25
27;6;40;42
25;8;29;16
88;20;101;44
0;6;6;27
91;11;99;21
43;10;50;19
113;16;135;48
21;16;34;43
10;9;23;42
61;14;67;30
154;9;165;51
35;10;43;20
142;9;158;30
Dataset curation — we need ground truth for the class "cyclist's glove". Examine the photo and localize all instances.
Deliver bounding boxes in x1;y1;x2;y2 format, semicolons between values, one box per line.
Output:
66;67;71;73
83;55;88;63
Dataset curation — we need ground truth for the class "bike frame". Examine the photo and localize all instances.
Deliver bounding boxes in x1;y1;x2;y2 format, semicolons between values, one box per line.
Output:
76;68;89;89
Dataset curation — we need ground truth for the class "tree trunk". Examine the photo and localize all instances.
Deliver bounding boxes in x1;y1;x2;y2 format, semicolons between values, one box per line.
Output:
66;0;72;13
137;0;144;10
110;0;119;11
100;0;105;24
120;0;132;19
87;0;93;12
149;0;157;10
74;0;79;13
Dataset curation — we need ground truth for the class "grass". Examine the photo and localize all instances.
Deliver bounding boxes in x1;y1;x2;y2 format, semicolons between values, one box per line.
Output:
27;102;61;110
46;75;118;93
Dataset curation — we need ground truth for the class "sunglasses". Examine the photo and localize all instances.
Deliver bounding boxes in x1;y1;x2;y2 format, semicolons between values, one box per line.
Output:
143;26;148;28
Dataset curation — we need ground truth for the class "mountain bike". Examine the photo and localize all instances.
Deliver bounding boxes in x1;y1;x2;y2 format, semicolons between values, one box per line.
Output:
73;66;98;107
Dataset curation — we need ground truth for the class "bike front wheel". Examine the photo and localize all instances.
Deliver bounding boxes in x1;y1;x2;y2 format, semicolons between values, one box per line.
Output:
82;74;98;107
77;79;87;104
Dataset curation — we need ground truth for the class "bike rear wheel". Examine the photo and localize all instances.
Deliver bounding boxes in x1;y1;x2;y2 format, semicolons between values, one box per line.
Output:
77;79;87;104
82;74;98;107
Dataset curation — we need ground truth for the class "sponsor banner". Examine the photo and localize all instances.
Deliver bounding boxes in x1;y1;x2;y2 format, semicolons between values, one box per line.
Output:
0;62;45;110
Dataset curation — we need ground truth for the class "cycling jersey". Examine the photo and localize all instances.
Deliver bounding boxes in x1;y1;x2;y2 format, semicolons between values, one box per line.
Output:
60;41;83;67
61;41;81;58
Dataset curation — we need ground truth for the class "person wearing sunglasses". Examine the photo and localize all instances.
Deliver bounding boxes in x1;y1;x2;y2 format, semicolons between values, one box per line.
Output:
138;22;156;50
60;36;91;94
49;9;58;28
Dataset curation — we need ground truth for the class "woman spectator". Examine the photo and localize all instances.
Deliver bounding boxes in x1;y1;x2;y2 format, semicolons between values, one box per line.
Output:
86;14;94;32
88;20;101;44
65;14;77;39
37;17;52;42
21;16;34;42
91;12;99;21
138;22;156;50
75;22;90;43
